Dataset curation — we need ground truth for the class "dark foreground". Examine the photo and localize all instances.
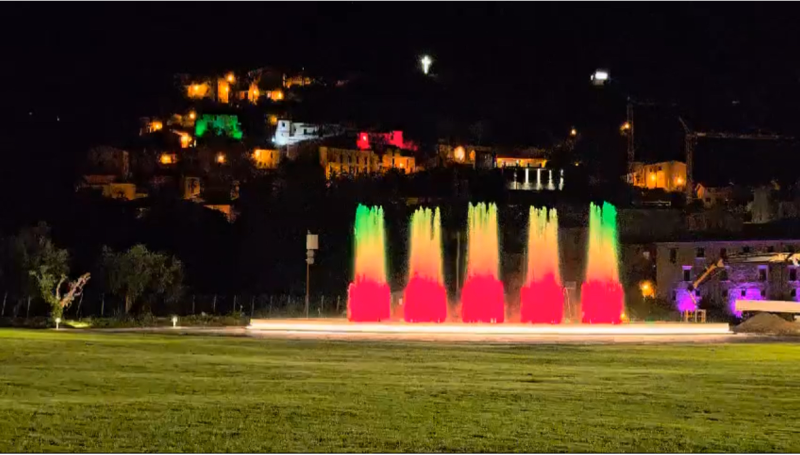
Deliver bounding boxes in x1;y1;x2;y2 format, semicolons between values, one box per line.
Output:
1;330;799;452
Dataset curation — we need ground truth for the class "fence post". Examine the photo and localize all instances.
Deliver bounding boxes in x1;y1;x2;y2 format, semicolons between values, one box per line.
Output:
76;293;84;319
101;294;105;317
250;296;255;318
320;295;325;317
26;297;31;318
213;294;217;314
233;295;238;313
1;292;6;317
192;295;196;315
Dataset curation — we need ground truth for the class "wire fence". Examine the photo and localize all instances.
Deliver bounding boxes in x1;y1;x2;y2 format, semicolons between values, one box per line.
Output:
0;292;349;320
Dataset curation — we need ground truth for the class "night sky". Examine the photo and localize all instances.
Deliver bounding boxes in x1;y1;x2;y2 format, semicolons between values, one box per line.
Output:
2;3;799;219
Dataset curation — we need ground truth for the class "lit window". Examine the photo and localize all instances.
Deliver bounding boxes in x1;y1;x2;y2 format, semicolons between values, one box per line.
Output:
216;153;226;164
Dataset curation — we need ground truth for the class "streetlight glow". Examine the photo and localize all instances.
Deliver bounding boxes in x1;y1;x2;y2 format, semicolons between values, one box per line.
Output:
420;55;433;75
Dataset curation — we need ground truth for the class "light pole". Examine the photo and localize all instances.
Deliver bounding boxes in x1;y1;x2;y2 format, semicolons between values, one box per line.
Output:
305;231;319;318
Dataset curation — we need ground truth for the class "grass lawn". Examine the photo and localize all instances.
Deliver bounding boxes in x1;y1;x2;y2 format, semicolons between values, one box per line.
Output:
1;330;800;452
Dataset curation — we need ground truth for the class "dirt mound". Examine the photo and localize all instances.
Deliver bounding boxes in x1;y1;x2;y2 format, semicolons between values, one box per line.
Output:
734;313;800;335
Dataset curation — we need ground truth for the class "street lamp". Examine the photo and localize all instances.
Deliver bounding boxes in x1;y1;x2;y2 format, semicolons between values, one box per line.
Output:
420;55;433;75
55;317;61;330
569;128;577;137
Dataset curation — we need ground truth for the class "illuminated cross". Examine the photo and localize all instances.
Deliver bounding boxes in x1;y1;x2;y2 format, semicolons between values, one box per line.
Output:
420;55;433;75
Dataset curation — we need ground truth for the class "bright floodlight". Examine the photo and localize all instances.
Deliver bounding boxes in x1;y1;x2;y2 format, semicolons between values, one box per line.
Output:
420;55;433;75
591;69;609;86
55;317;61;330
172;316;178;328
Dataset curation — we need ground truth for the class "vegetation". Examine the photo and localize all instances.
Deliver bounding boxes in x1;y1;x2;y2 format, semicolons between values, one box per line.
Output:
1;331;799;452
100;245;184;314
0;225;183;320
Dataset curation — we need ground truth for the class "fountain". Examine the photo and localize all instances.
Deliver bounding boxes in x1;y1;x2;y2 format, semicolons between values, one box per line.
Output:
460;203;505;323
348;205;391;322
581;202;625;324
403;207;448;322
520;207;563;323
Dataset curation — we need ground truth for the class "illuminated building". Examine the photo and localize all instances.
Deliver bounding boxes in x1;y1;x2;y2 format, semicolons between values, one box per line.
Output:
160;153;178;165
283;73;312;89
215;78;232;104
186;82;212;99
381;149;416;174
628;161;687;192
252;148;281;169
267;89;284;101
655;239;800;315
319;146;380;179
438;144;486;165
195;114;244;140
274;120;341;146
357;131;418;151
695;184;734;208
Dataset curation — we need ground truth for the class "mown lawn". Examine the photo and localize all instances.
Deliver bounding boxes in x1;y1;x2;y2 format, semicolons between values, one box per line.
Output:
1;330;799;452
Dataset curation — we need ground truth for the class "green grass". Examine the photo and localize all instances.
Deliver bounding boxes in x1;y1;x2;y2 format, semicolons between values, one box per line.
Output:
1;330;800;452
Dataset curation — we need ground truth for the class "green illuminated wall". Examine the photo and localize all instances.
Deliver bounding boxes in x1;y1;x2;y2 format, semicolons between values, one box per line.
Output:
195;114;243;140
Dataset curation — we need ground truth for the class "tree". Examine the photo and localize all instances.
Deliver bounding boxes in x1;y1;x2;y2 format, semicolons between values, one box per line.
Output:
29;268;90;319
0;223;69;300
100;245;183;313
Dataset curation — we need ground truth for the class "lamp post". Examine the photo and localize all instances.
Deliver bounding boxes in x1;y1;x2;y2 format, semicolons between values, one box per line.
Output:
305;231;319;318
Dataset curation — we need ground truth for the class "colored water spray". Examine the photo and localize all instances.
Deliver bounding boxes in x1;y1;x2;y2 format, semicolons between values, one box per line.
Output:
520;207;563;323
581;202;625;324
403;207;448;322
461;202;505;323
348;205;391;322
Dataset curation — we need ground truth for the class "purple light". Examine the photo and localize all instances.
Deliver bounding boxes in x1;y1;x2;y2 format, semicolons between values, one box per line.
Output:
729;287;765;317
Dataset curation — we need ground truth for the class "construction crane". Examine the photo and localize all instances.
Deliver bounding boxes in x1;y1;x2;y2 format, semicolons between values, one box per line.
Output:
686;252;800;308
678;117;793;201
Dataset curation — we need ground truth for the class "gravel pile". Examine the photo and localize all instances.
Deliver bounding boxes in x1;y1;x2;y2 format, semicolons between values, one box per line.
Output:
734;313;800;335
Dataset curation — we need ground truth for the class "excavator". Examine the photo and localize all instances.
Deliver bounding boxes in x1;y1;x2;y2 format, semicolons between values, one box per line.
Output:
686;251;800;317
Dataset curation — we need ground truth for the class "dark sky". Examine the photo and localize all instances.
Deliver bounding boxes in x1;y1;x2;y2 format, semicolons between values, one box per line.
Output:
6;4;800;122
2;3;800;206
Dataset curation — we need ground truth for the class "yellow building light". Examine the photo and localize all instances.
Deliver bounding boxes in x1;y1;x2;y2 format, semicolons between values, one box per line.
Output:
253;88;259;96
180;134;191;148
151;121;163;131
216;152;226;164
640;280;654;298
621;121;631;132
676;177;684;185
454;146;466;162
570;128;577;137
189;111;196;120
226;73;235;83
649;173;656;181
192;84;200;92
268;115;278;126
160;154;175;165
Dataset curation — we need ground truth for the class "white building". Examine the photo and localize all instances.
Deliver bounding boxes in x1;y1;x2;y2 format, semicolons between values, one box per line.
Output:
273;120;342;146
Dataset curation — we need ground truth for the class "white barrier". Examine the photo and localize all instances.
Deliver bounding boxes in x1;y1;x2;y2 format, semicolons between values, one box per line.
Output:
735;300;800;314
